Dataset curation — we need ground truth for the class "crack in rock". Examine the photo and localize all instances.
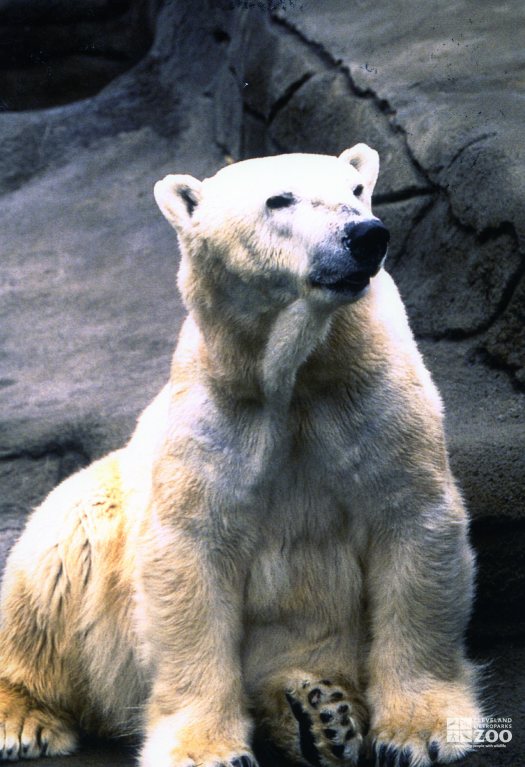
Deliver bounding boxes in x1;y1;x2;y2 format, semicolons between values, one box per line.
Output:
267;72;313;124
446;131;499;170
373;187;434;205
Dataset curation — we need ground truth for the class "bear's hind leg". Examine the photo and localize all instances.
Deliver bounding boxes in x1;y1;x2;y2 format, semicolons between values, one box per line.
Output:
0;679;77;761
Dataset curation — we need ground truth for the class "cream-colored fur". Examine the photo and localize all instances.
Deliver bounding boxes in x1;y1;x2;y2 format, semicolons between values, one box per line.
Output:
0;146;481;767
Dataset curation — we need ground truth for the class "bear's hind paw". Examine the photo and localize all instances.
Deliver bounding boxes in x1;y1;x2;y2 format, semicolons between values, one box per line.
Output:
285;679;367;766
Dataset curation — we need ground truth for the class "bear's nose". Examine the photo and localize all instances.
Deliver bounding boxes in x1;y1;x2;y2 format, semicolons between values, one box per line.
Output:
342;220;390;269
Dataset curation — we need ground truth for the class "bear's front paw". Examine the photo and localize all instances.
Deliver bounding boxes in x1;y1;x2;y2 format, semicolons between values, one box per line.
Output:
369;682;482;766
141;747;257;767
285;679;368;766
372;738;467;767
0;681;77;761
140;712;257;767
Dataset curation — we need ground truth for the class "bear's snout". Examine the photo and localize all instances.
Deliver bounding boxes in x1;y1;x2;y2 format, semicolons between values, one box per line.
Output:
341;220;390;271
309;219;390;297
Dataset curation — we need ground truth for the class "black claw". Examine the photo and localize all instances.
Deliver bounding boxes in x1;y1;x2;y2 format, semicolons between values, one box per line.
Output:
321;679;333;686
320;712;334;723
428;742;439;762
308;688;322;707
285;691;301;717
285;692;323;767
341;715;350;726
337;704;349;714
323;728;337;740
331;743;345;759
399;748;411;767
231;757;254;767
385;747;398;767
22;744;30;755
345;726;356;740
6;748;14;757
375;743;387;767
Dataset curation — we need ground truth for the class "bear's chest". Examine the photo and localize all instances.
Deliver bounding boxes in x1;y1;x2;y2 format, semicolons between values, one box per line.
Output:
187;391;379;512
242;450;368;624
244;533;362;626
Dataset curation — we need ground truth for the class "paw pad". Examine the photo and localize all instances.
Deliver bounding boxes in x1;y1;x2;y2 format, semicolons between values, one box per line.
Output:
286;679;365;766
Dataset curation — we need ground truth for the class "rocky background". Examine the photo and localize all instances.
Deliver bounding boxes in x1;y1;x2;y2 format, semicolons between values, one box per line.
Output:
0;1;523;765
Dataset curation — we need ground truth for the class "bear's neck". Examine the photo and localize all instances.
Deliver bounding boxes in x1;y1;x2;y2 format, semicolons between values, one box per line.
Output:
174;300;336;411
260;299;334;406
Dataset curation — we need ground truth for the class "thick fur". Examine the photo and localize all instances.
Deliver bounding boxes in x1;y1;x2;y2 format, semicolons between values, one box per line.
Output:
0;146;481;767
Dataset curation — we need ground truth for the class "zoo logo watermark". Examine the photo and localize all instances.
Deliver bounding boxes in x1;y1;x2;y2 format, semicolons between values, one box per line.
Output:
447;717;513;749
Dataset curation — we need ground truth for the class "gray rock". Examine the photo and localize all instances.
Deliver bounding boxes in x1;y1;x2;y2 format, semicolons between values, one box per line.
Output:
484;276;525;387
236;9;320;122
389;196;522;337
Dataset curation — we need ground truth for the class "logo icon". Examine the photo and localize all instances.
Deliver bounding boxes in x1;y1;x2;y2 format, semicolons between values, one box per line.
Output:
447;717;512;748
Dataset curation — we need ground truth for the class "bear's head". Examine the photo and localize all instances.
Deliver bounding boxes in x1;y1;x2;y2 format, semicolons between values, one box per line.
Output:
154;144;389;326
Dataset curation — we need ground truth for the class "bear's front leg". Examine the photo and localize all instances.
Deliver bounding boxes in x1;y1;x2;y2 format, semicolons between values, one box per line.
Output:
136;510;256;767
366;490;482;767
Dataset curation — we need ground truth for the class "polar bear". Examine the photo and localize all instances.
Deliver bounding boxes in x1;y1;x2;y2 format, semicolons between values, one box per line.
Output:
0;145;481;767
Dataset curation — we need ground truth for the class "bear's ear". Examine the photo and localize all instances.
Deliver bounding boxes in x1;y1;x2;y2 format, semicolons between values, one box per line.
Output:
338;143;380;198
154;174;203;231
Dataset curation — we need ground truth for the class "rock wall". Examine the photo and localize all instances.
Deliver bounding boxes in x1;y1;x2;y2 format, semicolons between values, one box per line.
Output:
1;0;524;647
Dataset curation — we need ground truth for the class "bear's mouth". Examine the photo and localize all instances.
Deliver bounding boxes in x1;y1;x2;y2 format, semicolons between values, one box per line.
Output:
310;272;371;295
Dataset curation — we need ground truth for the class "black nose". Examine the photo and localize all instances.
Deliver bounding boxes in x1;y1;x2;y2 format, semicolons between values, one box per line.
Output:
343;220;390;269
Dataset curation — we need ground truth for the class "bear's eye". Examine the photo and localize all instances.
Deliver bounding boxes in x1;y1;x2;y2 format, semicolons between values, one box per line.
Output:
353;184;364;198
266;193;296;209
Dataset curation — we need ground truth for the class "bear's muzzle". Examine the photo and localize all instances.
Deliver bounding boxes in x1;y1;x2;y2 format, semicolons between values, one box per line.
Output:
309;220;390;296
